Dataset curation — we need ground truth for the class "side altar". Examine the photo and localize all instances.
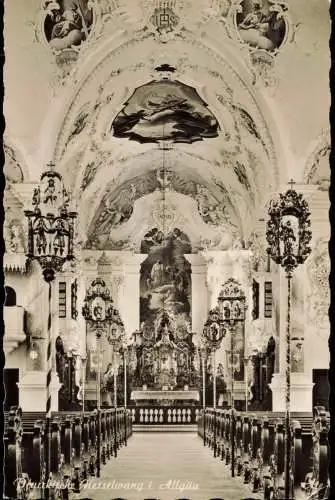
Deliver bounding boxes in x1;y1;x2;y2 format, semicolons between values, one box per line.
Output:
130;311;200;405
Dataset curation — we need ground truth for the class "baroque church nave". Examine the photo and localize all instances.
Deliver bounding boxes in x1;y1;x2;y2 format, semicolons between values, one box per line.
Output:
3;0;331;499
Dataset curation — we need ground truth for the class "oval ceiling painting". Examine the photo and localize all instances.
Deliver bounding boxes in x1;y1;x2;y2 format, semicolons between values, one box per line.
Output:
111;80;220;144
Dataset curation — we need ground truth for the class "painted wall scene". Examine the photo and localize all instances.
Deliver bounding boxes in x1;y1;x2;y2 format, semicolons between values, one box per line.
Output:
236;0;287;51
111;80;220;144
44;0;93;51
140;228;192;333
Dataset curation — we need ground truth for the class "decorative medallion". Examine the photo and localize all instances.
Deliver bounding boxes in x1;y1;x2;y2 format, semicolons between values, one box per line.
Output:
149;4;180;42
151;199;183;235
227;0;291;87
38;0;97;73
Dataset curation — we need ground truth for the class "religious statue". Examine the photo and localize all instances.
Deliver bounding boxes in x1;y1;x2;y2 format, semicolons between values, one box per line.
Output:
35;218;47;254
266;335;276;383
43;177;57;204
279;219;296;255
53;219;66;255
291;339;304;373
93;304;103;320
233;301;242;319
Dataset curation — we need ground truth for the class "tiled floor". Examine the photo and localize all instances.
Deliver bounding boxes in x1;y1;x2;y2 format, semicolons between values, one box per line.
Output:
71;433;262;500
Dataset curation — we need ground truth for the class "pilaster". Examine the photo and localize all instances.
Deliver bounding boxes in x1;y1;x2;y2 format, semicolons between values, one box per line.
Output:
184;253;208;339
121;253;147;338
18;371;61;412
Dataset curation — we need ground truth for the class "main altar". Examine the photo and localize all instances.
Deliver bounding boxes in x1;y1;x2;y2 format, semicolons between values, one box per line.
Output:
130;311;200;405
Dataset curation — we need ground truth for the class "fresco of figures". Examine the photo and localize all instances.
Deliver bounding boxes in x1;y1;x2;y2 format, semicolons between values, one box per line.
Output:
43;0;93;51
140;228;192;334
236;0;286;51
112;80;220;144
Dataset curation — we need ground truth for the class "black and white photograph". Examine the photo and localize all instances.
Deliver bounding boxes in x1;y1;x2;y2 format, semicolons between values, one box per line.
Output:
2;0;331;499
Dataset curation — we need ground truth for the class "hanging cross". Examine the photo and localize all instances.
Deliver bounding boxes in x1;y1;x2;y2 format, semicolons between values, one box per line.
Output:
288;178;296;190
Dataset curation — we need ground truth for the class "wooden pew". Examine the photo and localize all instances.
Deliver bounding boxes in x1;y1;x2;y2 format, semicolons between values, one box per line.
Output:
197;407;329;500
4;407;133;499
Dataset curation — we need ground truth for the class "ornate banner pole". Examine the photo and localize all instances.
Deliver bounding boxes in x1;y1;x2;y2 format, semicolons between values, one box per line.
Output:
82;278;125;473
25;162;77;500
266;180;312;500
218;278;247;478
202;307;226;458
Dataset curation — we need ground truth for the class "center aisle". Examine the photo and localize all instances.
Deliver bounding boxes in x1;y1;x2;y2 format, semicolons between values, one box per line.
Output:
72;433;262;500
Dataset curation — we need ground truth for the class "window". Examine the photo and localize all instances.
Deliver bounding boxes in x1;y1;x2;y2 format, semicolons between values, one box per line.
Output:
4;286;16;306
252;279;259;320
58;282;67;318
264;281;273;318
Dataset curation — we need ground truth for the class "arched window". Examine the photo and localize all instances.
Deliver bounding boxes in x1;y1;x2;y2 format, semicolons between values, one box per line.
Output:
4;286;17;306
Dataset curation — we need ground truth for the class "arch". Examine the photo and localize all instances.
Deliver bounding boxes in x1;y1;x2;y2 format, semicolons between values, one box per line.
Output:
4;286;17;306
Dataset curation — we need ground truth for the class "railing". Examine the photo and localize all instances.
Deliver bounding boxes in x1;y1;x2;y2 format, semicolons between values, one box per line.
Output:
131;406;201;425
198;406;330;500
4;407;133;500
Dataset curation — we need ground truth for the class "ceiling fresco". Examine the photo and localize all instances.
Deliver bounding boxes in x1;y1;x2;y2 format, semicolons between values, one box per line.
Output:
85;164;241;248
43;0;94;52
236;0;287;52
111;80;220;144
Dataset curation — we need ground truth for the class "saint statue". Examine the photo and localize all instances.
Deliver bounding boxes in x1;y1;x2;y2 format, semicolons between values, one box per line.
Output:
279;220;296;256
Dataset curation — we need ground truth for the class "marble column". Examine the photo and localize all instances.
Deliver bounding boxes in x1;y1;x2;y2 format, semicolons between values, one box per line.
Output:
184;253;208;342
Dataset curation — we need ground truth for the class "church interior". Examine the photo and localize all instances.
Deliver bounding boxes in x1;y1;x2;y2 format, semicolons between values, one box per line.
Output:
3;0;331;499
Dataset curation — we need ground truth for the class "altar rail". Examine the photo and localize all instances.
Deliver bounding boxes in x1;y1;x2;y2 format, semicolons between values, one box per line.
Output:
4;407;132;500
131;406;201;425
198;406;330;500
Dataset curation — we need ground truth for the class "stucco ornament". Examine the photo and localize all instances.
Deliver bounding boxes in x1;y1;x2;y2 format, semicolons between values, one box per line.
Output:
306;240;329;336
247;231;267;272
4;220;26;254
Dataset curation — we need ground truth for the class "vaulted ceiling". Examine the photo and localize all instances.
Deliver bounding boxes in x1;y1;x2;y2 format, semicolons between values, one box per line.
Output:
3;0;330;252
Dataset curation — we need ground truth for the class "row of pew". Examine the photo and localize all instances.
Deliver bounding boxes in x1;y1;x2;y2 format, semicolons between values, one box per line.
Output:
198;406;330;500
4;406;133;499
